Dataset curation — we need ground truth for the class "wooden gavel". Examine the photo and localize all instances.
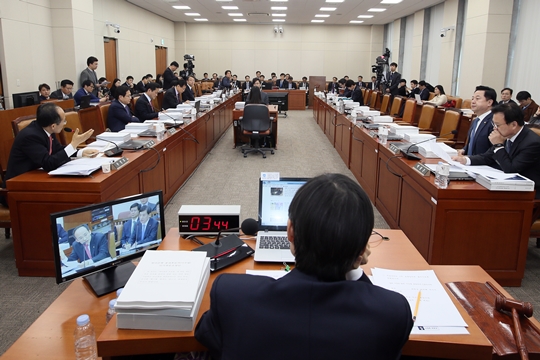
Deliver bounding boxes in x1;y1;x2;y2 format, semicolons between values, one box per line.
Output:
495;294;533;360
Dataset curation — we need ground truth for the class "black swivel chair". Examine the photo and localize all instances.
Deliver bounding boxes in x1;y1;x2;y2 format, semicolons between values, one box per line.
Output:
239;104;275;158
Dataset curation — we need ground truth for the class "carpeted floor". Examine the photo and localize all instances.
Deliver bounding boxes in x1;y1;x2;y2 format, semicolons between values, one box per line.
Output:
1;109;539;355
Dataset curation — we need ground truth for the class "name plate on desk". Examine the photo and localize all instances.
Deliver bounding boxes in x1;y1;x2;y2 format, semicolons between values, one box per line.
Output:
167;128;177;136
369;130;378;138
144;140;155;148
389;144;401;155
112;157;129;170
413;163;431;177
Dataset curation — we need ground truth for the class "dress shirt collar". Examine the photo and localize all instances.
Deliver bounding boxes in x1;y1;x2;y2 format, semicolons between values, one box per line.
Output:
144;93;152;103
43;128;52;137
509;126;523;143
476;110;492;122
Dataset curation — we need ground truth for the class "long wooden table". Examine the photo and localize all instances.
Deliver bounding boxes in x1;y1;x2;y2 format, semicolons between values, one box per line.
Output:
6;94;241;277
232;105;279;149
5;227;530;360
313;96;534;286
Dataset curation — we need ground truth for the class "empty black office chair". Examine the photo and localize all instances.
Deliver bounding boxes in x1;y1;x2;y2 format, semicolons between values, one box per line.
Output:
239;104;275;158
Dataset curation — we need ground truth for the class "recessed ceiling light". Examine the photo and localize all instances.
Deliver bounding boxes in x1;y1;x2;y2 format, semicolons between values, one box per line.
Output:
233;18;247;22
271;6;287;10
228;13;243;16
326;0;344;2
185;13;200;16
194;18;208;21
270;0;288;2
272;13;287;17
368;8;387;12
320;7;337;11
357;15;374;18
222;6;238;10
216;0;232;2
272;19;286;22
315;14;330;17
381;0;402;3
173;6;190;10
350;20;364;23
311;19;325;23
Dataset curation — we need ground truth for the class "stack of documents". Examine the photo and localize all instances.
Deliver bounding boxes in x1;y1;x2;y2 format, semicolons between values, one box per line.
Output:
371;269;468;335
115;250;210;331
124;123;152;135
390;125;419;136
372;115;394;123
96;132;131;144
476;173;534;192
235;101;245;110
418;142;458;158
48;158;114;176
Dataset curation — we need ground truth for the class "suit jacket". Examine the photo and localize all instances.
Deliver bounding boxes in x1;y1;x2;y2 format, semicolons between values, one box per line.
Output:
327;82;339;93
107;99;140;132
351;87;364;106
163;67;176;90
134;94;159;120
241;81;253;91
408;87;420;98
230;80;241;89
461;112;494;156
6;121;71;181
74;88;99;105
162;87;181;110
357;81;367;88
195;269;413;360
49;89;73;100
182;86;195;102
418;88;430;101
397;86;408;97
288;82;297;89
246;91;269;105
387;71;401;96
470;126;540;198
79;68;98;96
67;233;109;263
135;81;146;94
499;99;517;105
299;82;309;89
57;224;69;244
130;217;159;245
220;76;231;90
120;219;137;246
523;100;539;123
369;81;378;90
277;79;289;89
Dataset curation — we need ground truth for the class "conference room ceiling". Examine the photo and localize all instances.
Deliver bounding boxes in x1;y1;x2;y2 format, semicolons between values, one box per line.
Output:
126;0;444;25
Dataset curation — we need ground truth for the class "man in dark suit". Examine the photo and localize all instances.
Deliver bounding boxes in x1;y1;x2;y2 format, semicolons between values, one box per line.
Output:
230;74;241;89
368;75;378;90
57;223;69;244
277;73;289;89
287;77;297;89
135;74;151;94
163;61;179;90
162;79;186;110
50;79;74;100
453;103;540;198
327;77;339;93
242;75;252;92
516;91;539;123
120;203;140;248
408;80;420;98
345;80;364;105
195;174;413;360
5;103;96;182
459;85;496;156
134;82;160;120
79;56;100;96
499;88;516;105
74;80;107;106
299;77;309;90
220;70;232;90
386;62;401;96
357;75;366;88
397;79;408;97
130;206;159;245
182;76;196;102
107;86;140;132
67;225;110;263
417;80;430;101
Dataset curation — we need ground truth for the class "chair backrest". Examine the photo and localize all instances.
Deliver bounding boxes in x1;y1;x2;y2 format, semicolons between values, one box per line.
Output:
193;82;202;97
78;106;105;134
201;82;214;93
369;91;378;108
389;97;403;116
241;104;272;132
462;99;472;109
447;96;463;109
12;115;36;137
400;99;417;124
439;110;461;140
363;89;372;106
99;103;111;130
379;94;391;113
428;92;435;100
527;124;540;137
63;111;82;145
417;104;436;130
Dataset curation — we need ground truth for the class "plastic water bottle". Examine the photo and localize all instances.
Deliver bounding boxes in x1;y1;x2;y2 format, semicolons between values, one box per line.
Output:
379;126;388;145
74;314;97;360
106;299;116;324
438;162;450;189
116;288;123;297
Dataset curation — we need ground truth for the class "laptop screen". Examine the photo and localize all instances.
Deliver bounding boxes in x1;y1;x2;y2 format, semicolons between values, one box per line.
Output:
258;178;309;231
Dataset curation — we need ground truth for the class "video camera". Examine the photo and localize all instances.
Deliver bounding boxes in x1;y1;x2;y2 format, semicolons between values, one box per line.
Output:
182;54;195;79
371;48;391;85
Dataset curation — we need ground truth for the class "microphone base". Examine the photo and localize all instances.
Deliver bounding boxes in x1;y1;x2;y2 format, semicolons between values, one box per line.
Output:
192;235;253;271
401;150;422;161
104;148;124;157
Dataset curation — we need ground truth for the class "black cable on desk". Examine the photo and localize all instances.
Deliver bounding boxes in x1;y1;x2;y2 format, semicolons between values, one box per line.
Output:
386;154;404;178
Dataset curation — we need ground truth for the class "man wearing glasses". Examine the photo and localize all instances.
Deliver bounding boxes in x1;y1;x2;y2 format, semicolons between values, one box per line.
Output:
73;80;107;106
4;103;96;185
107;86;140;132
453;103;540;198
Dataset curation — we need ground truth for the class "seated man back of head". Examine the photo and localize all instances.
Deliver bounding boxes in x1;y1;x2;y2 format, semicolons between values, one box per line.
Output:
195;173;413;360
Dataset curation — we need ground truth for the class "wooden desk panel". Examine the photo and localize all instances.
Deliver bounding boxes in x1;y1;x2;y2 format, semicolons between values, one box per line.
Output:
334;114;352;167
263;89;306;110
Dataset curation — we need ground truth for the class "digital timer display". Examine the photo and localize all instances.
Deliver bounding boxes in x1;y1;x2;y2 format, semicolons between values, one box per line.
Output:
178;215;240;235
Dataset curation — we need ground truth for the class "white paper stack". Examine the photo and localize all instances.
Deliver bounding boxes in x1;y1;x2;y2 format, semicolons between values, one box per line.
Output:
418;142;458;158
115;250;210;331
476;173;535;192
96;132;131;143
390;126;419;136
372;115;393;123
235;101;245;110
158;112;183;121
175;104;193;110
359;110;380;117
48;158;113;176
403;133;434;142
123;123;152;135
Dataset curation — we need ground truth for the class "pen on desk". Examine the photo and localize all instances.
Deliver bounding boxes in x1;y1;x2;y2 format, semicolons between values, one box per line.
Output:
413;291;421;322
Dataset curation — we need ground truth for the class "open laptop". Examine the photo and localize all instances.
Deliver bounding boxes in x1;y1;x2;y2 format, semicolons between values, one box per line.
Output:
254;177;309;263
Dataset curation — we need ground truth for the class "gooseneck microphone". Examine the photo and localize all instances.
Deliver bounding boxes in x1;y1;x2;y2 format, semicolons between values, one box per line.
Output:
402;130;458;161
161;108;199;144
215;218;258;246
66;127;123;157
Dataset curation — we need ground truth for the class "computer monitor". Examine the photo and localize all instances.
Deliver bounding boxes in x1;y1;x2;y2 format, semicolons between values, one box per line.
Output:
51;191;165;296
12;91;39;108
268;92;288;112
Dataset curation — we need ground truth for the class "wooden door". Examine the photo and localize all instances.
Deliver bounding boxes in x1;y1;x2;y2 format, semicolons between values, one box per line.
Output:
103;37;117;85
155;46;167;78
0;62;4;109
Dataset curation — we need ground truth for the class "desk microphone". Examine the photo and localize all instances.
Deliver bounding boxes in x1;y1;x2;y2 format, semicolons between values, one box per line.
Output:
160;108;199;144
66;128;123;157
402;130;458;161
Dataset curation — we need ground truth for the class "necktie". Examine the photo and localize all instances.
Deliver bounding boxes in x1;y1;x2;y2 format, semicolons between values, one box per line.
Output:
49;135;52;155
141;224;146;240
150;99;154;111
84;243;92;260
125;105;130;115
505;140;513;153
467;118;479;156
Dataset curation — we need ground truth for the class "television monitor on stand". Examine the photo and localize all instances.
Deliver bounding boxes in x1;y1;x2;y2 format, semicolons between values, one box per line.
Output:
267;92;288;118
12;91;40;108
51;190;165;297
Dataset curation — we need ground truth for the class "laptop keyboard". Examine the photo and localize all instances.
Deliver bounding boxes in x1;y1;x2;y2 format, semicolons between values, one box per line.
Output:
260;235;290;249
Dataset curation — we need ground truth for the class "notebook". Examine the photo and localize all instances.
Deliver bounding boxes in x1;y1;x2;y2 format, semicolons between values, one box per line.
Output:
254;177;309;263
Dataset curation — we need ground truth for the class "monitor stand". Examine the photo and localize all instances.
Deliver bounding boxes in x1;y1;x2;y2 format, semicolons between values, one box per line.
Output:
84;262;136;297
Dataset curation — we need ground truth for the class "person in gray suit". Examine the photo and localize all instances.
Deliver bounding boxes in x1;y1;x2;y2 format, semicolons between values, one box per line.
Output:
50;79;74;100
80;56;99;96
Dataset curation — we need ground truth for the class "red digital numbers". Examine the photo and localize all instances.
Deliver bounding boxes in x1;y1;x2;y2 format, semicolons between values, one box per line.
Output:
189;217;230;231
